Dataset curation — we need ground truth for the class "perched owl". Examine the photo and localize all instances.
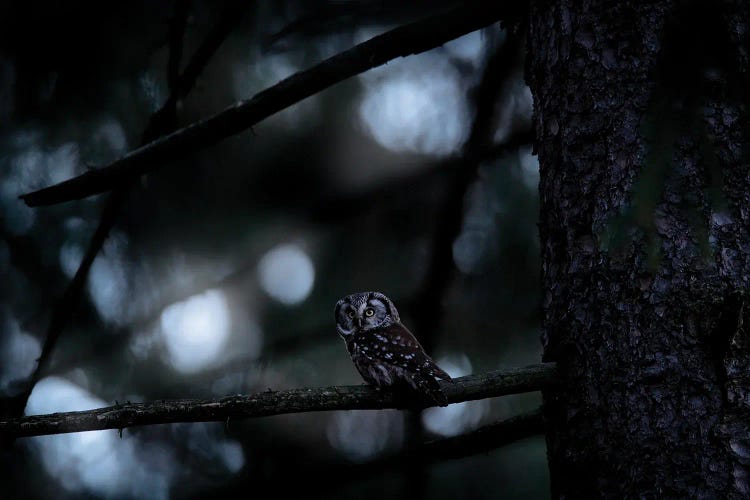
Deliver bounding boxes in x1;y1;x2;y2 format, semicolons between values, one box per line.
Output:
335;291;452;406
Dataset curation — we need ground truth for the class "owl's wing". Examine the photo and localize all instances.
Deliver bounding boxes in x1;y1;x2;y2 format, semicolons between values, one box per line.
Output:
380;323;452;380
373;323;453;406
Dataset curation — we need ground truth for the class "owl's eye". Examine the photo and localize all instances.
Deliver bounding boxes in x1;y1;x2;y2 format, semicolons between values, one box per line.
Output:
347;311;355;319
365;308;374;317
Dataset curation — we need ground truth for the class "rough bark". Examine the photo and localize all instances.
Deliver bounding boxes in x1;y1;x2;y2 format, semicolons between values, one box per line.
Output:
528;0;750;497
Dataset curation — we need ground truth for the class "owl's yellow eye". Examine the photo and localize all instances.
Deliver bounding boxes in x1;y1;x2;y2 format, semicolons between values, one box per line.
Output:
347;311;355;319
365;308;374;317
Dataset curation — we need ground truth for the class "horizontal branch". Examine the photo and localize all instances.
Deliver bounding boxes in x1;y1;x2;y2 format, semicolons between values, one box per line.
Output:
20;2;524;207
0;363;556;439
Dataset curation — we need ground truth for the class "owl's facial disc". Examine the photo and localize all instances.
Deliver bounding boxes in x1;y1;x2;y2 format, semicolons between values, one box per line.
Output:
336;292;396;338
335;301;357;337
361;297;388;329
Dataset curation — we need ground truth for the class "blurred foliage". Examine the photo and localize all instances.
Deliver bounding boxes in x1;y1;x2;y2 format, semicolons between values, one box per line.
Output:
0;1;543;498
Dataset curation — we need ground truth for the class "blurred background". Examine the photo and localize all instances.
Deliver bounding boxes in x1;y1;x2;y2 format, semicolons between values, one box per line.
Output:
0;1;544;498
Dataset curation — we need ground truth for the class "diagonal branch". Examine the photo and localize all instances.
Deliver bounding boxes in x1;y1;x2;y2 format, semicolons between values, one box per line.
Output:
0;363;556;439
20;2;525;207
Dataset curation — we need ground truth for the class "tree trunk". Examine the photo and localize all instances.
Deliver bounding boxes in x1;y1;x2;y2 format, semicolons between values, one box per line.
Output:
527;0;750;497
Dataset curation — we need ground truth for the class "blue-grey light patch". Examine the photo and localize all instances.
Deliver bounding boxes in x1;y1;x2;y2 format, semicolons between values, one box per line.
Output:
159;289;231;373
59;241;84;279
421;354;489;437
0;139;79;234
60;225;139;326
25;377;175;499
88;232;130;324
89;117;128;157
452;171;505;274
129;326;159;362
257;243;315;305
172;422;246;474
493;79;533;143
518;146;539;190
443;30;486;65
218;440;245;473
138;71;167;113
0;314;41;396
453;228;489;275
327;409;404;462
231;51;318;129
358;50;470;156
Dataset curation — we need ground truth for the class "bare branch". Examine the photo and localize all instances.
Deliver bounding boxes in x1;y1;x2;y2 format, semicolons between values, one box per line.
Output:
19;2;525;207
0;363;556;439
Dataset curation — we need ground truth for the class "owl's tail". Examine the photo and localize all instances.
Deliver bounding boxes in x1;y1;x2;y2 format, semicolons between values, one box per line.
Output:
408;372;449;407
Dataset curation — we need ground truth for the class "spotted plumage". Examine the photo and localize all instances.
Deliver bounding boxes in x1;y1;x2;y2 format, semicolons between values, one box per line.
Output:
335;291;452;406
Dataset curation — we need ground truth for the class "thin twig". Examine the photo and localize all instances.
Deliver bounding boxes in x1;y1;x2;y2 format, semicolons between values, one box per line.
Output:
0;363;556;439
20;2;525;207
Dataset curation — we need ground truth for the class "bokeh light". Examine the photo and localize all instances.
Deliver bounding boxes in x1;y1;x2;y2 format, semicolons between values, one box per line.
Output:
26;377;175;499
0;138;80;234
257;243;315;305
358;51;470;156
159;289;231;373
422;355;489;436
59;231;132;325
519;146;540;190
0;314;40;395
327;409;404;462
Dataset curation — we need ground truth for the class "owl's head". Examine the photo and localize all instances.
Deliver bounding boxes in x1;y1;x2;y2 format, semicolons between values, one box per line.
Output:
335;291;400;338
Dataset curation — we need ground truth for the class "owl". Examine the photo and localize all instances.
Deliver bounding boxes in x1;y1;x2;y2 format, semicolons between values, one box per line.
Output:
335;291;452;406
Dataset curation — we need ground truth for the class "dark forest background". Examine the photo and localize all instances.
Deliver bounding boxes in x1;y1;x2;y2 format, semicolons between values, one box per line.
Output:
0;1;543;498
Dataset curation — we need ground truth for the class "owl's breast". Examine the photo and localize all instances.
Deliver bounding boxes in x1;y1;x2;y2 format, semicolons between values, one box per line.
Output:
346;336;400;387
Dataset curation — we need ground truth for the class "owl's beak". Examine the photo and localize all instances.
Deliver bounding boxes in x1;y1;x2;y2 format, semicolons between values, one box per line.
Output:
356;317;363;328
